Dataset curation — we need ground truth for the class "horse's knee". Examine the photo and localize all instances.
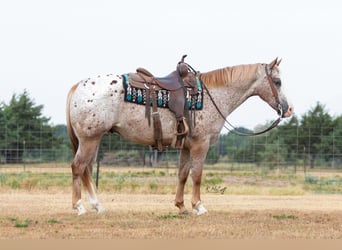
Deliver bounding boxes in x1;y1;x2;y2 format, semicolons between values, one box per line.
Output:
179;163;191;180
191;168;203;185
178;171;189;184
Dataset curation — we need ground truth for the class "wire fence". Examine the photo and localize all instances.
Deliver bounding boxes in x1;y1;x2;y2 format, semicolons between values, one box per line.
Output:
1;125;342;173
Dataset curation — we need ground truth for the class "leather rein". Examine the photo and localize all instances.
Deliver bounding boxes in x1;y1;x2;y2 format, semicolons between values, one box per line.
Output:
187;63;283;136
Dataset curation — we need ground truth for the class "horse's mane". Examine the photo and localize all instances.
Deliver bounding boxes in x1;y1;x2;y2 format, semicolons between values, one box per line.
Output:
198;64;259;88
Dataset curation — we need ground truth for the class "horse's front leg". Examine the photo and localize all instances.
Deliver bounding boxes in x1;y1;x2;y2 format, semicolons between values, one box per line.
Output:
175;148;191;214
190;141;210;215
190;160;208;215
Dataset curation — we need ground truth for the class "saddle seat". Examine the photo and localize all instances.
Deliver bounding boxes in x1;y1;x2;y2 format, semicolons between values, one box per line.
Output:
130;63;193;91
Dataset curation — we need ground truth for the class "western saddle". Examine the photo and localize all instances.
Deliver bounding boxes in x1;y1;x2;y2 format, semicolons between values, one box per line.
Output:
128;55;198;150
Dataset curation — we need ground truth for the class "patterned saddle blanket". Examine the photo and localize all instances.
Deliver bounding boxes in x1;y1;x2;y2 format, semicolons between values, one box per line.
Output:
122;74;203;110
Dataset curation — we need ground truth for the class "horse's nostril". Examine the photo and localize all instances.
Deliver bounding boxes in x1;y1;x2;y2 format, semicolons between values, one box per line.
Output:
289;105;294;113
283;104;294;118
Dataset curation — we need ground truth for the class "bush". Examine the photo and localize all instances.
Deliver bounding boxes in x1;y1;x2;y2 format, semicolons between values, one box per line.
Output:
304;175;319;184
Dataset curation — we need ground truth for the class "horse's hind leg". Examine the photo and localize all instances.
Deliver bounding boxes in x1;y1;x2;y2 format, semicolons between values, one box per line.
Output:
82;155;105;214
71;137;102;215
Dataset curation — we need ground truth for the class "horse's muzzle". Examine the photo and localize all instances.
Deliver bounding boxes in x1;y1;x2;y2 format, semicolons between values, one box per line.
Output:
282;103;293;118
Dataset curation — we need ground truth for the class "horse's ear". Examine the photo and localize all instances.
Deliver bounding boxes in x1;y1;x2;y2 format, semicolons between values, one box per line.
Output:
269;57;278;69
276;58;282;66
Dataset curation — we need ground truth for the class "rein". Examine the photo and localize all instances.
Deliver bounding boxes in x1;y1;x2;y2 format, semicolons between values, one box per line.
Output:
200;64;283;136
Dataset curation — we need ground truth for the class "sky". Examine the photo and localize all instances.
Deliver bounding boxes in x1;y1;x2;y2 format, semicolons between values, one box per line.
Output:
1;0;341;132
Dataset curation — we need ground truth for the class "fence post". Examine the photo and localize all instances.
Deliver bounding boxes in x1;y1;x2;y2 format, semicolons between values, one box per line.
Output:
96;158;100;189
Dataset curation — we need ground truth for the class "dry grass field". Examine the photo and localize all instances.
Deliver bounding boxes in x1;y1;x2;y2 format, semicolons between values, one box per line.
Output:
1;164;342;239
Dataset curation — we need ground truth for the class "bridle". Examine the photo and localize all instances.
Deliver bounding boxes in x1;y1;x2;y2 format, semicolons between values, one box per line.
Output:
265;65;283;118
201;64;283;136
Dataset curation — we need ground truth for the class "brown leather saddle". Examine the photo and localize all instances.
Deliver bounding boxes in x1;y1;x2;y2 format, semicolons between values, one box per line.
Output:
127;55;198;150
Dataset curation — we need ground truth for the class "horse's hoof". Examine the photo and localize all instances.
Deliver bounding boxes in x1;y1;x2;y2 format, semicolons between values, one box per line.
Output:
179;209;189;215
76;200;87;216
192;201;208;216
78;210;87;216
95;204;105;214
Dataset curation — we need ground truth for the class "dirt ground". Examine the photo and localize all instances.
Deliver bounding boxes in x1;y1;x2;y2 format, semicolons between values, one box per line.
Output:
1;191;342;239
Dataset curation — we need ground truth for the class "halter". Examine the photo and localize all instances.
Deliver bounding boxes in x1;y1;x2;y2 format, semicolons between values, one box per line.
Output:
265;64;283;117
202;64;283;136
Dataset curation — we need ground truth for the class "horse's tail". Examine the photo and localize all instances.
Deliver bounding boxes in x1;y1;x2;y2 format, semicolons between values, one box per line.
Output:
66;84;79;156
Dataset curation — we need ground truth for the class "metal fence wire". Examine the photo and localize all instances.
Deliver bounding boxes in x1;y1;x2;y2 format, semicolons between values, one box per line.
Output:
1;124;342;170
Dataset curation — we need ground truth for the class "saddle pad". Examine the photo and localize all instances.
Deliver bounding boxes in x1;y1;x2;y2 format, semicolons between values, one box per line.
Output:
122;74;203;110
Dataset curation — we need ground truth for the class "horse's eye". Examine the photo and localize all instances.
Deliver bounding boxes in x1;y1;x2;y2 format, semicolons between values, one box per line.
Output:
273;79;281;87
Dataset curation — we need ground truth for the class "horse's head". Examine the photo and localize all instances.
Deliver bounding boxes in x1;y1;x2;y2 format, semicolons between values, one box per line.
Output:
256;58;293;118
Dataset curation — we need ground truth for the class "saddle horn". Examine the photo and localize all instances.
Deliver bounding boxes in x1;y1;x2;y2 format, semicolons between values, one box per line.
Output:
178;55;189;77
180;54;187;63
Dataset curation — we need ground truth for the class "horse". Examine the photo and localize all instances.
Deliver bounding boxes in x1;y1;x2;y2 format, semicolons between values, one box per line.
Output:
66;57;293;215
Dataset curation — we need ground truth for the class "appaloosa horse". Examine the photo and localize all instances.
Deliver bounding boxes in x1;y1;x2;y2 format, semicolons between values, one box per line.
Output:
66;57;293;215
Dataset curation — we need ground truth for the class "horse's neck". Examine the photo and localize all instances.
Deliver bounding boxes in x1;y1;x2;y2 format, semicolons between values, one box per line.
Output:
200;64;260;116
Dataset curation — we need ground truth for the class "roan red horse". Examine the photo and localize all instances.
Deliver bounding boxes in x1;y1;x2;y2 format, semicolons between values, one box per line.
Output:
66;57;293;215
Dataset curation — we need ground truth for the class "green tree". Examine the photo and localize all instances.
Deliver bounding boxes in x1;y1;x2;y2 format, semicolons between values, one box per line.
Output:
0;91;59;163
299;102;335;168
221;128;255;163
51;124;73;162
270;115;300;165
205;144;220;164
0;103;6;161
325;115;342;166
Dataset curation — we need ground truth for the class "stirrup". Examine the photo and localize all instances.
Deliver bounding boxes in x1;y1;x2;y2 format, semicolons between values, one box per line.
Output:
171;117;189;149
174;117;189;136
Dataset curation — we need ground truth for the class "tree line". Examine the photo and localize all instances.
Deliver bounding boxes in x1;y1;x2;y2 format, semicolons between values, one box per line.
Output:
1;91;342;168
216;103;342;168
0;91;148;163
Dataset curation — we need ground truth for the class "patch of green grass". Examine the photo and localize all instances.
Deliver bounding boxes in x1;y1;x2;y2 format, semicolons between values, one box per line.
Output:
0;172;70;190
149;181;158;190
304;175;319;184
114;175;126;189
0;173;7;185
158;171;166;177
103;170;170;179
9;178;21;189
129;181;141;191
116;151;127;158
1;167;342;196
304;175;342;194
158;213;186;220
272;214;297;220
203;176;223;186
11;218;32;228
47;219;60;224
206;172;215;177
